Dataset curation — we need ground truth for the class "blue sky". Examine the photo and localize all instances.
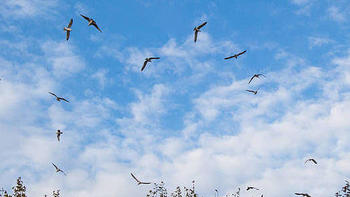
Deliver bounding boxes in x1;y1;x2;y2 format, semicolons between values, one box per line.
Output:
1;0;350;196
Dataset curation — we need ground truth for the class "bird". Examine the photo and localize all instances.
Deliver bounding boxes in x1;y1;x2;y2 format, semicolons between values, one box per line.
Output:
224;50;247;60
49;92;69;103
52;163;66;176
248;74;265;84
80;14;102;32
295;193;311;197
64;18;73;41
247;186;259;191
130;173;151;185
246;89;258;95
193;22;207;43
304;158;317;165
141;57;160;71
56;130;63;142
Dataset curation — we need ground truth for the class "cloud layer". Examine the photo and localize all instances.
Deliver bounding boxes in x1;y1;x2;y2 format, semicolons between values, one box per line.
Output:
0;1;350;197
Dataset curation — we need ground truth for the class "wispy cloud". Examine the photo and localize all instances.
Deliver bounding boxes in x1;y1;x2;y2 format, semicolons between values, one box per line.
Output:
327;6;346;22
0;0;58;18
308;36;333;48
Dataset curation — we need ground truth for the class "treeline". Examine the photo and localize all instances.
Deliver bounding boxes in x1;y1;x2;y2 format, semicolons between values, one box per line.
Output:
1;177;349;197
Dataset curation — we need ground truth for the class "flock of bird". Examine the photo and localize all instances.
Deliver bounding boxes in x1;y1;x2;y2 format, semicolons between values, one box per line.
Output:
26;12;320;197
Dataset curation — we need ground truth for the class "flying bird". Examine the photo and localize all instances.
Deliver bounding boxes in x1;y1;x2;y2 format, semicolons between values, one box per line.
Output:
52;163;66;176
141;57;160;71
246;89;258;95
56;130;63;142
64;18;73;40
247;186;259;191
295;193;311;197
304;158;317;165
130;173;151;185
248;74;265;84
80;14;102;32
49;92;69;103
224;50;247;60
193;22;207;43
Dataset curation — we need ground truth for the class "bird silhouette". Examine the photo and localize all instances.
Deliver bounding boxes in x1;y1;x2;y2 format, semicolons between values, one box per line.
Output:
130;173;151;185
295;193;311;197
248;74;265;84
64;18;73;41
52;163;66;176
193;22;207;43
141;57;160;71
56;130;63;142
247;186;259;191
225;50;247;60
246;89;259;95
49;92;69;103
304;158;317;165
80;14;102;32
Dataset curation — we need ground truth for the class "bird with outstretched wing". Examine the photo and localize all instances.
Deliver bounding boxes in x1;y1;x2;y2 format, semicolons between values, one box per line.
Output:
225;50;247;60
64;18;73;41
141;57;160;71
248;74;265;84
305;158;317;165
130;173;151;185
247;186;259;191
80;14;102;32
193;22;207;43
49;92;69;103
246;89;258;95
52;163;67;176
295;193;311;197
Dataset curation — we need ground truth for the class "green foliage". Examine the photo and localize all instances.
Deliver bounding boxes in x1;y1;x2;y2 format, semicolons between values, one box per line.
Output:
146;180;198;197
0;177;26;197
335;180;350;197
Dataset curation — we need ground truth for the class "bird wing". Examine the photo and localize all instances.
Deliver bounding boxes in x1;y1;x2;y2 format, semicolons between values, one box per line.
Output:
258;74;266;78
68;18;73;28
140;182;151;185
93;23;102;32
49;92;57;98
150;57;160;60
80;14;91;22
66;31;70;41
311;159;317;164
246;90;254;93
57;134;60;141
198;21;207;29
131;173;141;183
248;75;255;84
224;55;235;60
238;50;247;56
194;30;198;43
60;170;67;176
52;163;59;170
60;97;69;103
141;60;148;71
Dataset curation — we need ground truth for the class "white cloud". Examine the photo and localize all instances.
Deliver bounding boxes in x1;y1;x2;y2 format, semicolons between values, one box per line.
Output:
91;69;110;88
1;14;350;197
308;36;333;48
41;41;85;78
0;0;58;18
327;6;346;22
